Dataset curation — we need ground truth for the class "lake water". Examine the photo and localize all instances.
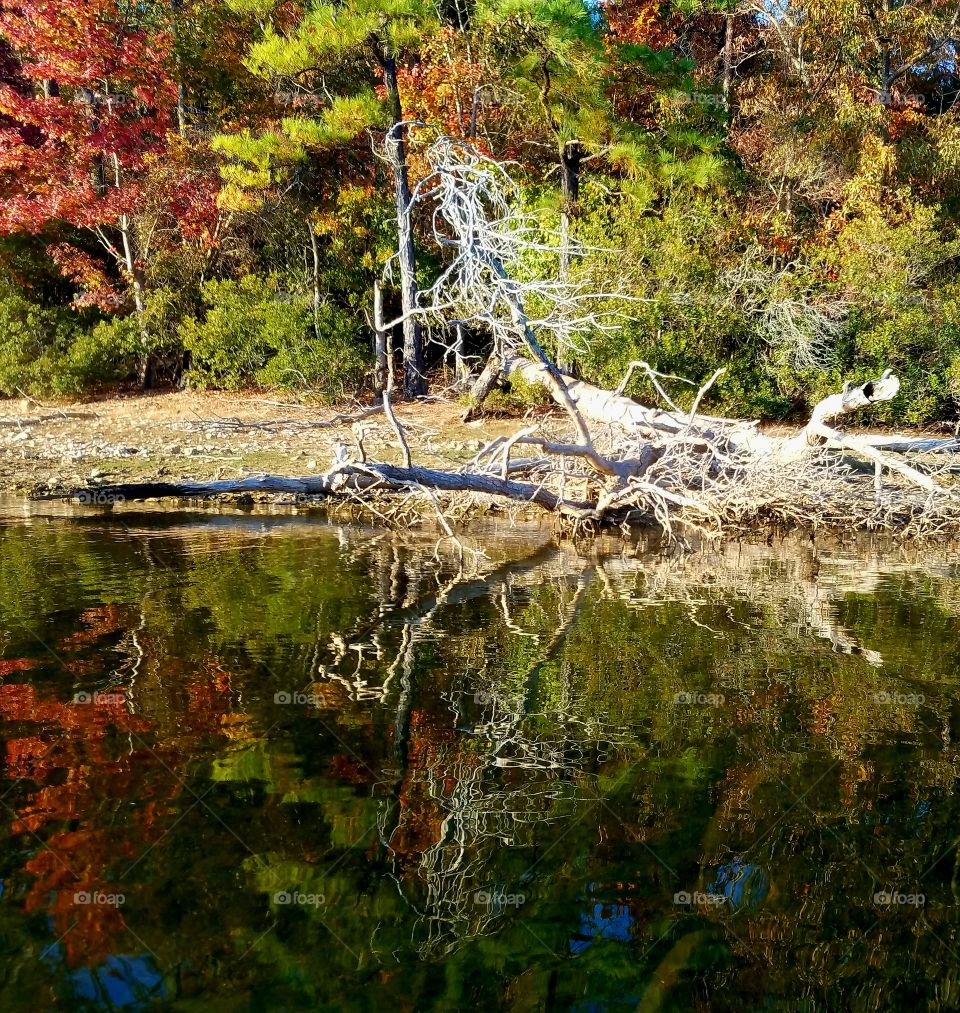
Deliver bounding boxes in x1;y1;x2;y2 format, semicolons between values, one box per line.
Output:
1;504;960;1010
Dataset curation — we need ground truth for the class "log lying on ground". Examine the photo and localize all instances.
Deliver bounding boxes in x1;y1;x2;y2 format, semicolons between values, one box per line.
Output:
50;461;601;520
504;355;959;476
504;356;708;438
44;356;960;536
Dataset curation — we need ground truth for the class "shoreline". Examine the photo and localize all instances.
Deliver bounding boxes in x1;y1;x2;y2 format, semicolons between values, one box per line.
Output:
4;391;957;543
0;390;523;499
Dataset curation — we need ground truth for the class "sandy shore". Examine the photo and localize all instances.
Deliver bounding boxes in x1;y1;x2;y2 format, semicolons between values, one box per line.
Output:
0;391;523;499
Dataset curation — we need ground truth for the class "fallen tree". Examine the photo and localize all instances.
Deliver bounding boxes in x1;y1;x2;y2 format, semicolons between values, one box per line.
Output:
53;135;960;537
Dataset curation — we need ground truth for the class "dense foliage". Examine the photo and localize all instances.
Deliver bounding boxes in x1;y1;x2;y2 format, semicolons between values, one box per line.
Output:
0;1;958;420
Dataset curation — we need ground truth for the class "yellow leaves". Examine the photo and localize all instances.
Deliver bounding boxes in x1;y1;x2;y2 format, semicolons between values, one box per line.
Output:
845;134;897;203
311;211;340;237
309;185;378;244
933;121;960;174
216;183;266;213
337;184;377;211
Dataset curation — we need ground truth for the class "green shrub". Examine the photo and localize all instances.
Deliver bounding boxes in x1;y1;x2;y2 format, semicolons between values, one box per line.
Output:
180;274;367;396
481;370;553;416
0;286;81;396
54;316;143;395
0;277;147;396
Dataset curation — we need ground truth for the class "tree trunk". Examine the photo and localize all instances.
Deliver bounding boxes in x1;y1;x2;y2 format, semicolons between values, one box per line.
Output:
170;0;187;135
373;281;388;394
81;88;107;196
559;141;581;278
307;222;322;338
462;353;502;422
381;54;426;398
557;141;582;375
64;465;599;518
453;324;469;383
119;216;154;389
879;0;894;108
504;356;691;436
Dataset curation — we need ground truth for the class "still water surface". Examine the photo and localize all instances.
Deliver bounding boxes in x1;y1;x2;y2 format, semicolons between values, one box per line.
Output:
1;507;960;1010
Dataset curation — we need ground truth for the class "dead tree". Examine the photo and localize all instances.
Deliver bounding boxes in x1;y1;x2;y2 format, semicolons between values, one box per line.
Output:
61;136;960;536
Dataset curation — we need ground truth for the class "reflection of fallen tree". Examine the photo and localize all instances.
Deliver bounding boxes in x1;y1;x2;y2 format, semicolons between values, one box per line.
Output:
62;137;960;538
593;542;888;668
298;530;927;956
283;539;633;955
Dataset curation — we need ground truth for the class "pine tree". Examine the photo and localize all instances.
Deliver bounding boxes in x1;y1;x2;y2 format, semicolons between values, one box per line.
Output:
230;0;441;397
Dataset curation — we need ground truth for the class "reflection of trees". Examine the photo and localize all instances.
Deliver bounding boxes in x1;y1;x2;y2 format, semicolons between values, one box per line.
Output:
282;528;960;990
296;531;958;961
0;626;240;971
4;518;960;1006
309;542;629;955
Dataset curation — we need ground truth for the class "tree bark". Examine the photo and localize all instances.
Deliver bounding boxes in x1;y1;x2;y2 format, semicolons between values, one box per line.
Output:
373;281;388;394
381;53;426;398
119;216;154;389
307;222;322;338
170;0;187;135
62;465;600;518
81;88;107;196
453;324;469;383
462;353;503;421
503;356;692;437
557;140;582;375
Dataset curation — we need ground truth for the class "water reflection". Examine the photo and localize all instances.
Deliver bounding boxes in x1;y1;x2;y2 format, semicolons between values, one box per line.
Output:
0;510;959;1009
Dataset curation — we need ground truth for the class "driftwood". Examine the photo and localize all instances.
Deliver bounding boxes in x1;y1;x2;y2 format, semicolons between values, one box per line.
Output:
56;361;960;537
61;460;599;519
53;136;960;537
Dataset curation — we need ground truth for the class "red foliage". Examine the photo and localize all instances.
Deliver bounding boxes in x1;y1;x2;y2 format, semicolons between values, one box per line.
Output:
0;0;177;232
0;657;33;677
0;1;191;307
396;30;489;142
601;0;680;123
0;637;244;967
46;244;124;311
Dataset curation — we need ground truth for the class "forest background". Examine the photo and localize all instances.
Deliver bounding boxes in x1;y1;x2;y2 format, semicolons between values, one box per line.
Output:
1;0;958;425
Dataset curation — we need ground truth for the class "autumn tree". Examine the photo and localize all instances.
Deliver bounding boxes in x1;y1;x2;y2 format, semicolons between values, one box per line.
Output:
0;0;185;387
